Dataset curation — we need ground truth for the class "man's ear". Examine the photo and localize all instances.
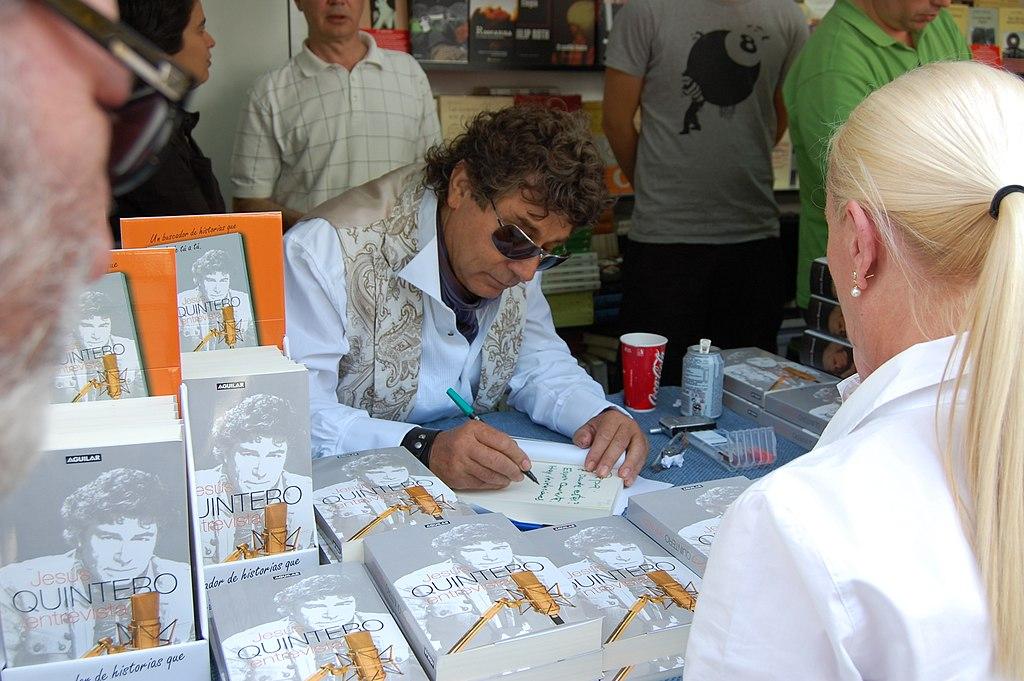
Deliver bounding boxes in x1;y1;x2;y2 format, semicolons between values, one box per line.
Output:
844;199;881;291
447;162;472;211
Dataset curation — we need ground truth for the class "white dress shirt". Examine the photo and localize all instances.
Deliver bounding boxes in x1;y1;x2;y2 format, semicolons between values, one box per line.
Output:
284;189;616;456
685;335;993;680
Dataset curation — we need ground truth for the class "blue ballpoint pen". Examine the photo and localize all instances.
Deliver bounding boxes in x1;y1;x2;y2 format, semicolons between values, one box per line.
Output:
445;387;540;485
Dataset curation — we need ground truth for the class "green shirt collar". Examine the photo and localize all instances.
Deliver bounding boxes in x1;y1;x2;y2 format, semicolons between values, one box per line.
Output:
832;0;912;49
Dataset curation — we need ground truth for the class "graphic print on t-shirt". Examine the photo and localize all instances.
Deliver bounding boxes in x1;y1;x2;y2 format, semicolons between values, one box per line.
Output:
679;26;768;134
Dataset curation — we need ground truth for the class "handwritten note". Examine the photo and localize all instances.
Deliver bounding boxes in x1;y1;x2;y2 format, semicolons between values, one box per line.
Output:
459;462;623;525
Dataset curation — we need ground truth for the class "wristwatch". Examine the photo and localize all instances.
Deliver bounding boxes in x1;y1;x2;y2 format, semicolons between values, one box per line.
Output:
401;427;441;467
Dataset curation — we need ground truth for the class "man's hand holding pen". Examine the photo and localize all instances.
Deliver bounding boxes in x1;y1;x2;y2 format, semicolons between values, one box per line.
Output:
430;420;534;490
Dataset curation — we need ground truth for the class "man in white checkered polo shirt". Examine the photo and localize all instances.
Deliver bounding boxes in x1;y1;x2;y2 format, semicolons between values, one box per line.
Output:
230;0;441;230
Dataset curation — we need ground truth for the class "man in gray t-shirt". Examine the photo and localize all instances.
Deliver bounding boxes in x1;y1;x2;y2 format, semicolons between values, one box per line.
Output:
604;0;807;381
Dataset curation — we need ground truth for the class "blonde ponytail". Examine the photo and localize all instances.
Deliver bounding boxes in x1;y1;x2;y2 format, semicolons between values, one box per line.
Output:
827;62;1024;679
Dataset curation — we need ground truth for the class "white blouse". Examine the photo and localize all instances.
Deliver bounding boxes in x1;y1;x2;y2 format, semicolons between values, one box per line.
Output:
685;335;994;680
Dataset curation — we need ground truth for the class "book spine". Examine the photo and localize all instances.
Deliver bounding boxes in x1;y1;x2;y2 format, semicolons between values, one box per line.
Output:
722;390;764;423
762;411;820;451
363;543;440;679
625;501;707;577
809;258;836;300
763;394;825;435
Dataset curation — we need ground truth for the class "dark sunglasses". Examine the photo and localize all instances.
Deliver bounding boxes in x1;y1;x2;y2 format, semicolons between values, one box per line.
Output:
40;0;195;195
489;199;570;272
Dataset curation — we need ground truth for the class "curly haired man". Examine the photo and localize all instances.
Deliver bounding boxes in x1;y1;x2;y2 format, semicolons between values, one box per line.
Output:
285;106;647;491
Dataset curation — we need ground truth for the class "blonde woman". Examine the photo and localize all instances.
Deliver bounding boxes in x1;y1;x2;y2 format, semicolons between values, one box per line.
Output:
685;61;1023;680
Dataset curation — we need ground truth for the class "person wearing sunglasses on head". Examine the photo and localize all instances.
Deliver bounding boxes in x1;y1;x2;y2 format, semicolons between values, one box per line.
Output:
108;0;223;245
285;106;648;491
0;0;190;494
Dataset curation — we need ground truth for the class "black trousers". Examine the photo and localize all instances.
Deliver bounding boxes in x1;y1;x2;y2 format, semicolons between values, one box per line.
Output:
620;237;784;386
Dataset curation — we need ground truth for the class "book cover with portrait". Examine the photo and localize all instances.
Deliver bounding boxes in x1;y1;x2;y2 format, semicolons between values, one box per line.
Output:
120;212;286;351
184;364;314;567
469;0;517;64
721;347;837;407
210;563;428;681
530;516;699;677
411;0;469;62
626;477;753;577
363;513;602;680
312;447;476;563
764;382;842;435
0;429;194;668
52;249;180;404
800;329;856;379
550;0;596;66
806;294;846;340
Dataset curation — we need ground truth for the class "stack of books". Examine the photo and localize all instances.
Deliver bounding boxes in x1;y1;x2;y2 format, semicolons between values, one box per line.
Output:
0;398;210;679
721;346;840;449
529;516;700;680
801;257;855;380
210;563;430;681
181;347;319;595
312;447;476;563
364;513;605;680
627;477;754;577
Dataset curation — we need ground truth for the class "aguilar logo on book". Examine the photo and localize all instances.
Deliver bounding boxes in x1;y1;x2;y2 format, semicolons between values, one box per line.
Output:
211;563;428;681
65;453;102;464
0;443;195;668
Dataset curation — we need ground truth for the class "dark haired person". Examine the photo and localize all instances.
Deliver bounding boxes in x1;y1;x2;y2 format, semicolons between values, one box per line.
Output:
109;0;222;242
285;106;647;491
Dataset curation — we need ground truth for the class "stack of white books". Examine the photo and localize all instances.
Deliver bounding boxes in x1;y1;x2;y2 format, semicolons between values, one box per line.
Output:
626;477;754;577
312;447;477;562
720;347;840;449
529;516;701;680
0;397;210;680
209;563;430;681
181;347;318;593
363;513;605;680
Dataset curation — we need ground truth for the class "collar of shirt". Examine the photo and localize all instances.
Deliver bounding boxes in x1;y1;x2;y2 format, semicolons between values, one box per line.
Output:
397;188;493;314
294;30;384;77
820;334;963;445
833;0;918;50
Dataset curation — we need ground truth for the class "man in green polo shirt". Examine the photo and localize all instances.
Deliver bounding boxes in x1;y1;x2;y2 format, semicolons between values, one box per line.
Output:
785;0;969;309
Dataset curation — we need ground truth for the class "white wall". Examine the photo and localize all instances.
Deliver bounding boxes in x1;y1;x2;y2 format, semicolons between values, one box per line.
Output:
190;2;605;205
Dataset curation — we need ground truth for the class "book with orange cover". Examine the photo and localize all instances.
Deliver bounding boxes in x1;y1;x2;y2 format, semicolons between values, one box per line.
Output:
120;212;285;352
53;248;180;402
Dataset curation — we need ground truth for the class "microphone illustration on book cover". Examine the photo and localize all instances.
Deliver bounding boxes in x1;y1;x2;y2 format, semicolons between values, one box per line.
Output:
53;274;148;403
605;570;697;681
304;630;403;681
448;569;573;654
313;448;475;551
391;521;580;653
224;502;302;562
174;237;257;352
82;591;178;657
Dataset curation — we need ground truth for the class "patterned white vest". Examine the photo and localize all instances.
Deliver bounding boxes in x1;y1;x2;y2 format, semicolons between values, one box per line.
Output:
305;164;527;422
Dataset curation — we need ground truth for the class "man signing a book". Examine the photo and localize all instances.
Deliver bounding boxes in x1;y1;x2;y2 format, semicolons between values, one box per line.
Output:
285;106;646;490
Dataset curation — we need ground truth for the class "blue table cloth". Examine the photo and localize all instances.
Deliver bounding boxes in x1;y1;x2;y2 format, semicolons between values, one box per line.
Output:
424;385;810;486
